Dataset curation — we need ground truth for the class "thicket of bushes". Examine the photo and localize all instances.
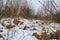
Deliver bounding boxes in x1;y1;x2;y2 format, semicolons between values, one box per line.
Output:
0;4;42;19
0;1;60;23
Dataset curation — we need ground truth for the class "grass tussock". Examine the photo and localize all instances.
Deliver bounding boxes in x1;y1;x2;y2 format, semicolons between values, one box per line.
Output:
50;30;60;39
33;30;60;40
32;32;50;40
13;19;20;25
6;25;15;29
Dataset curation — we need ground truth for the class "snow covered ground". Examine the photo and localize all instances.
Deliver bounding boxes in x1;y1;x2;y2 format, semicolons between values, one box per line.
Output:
0;17;60;40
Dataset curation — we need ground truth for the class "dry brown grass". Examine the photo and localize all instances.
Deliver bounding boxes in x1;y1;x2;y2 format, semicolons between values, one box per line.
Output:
13;19;20;25
52;12;60;23
0;5;18;18
40;32;50;40
0;3;60;23
0;5;34;19
32;32;50;40
32;33;41;40
32;30;60;40
50;30;60;40
6;25;15;29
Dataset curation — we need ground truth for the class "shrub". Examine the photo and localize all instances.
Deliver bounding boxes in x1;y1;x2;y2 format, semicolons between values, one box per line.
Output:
52;12;60;23
19;6;32;19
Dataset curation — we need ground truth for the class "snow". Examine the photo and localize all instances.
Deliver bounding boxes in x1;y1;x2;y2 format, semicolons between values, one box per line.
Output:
11;29;34;40
23;36;38;40
0;23;3;29
0;18;60;40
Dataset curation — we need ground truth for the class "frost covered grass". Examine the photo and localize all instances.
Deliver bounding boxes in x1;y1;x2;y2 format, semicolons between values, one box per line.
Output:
0;17;60;40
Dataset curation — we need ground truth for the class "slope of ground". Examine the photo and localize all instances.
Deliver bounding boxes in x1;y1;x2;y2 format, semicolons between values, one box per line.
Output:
0;17;60;40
